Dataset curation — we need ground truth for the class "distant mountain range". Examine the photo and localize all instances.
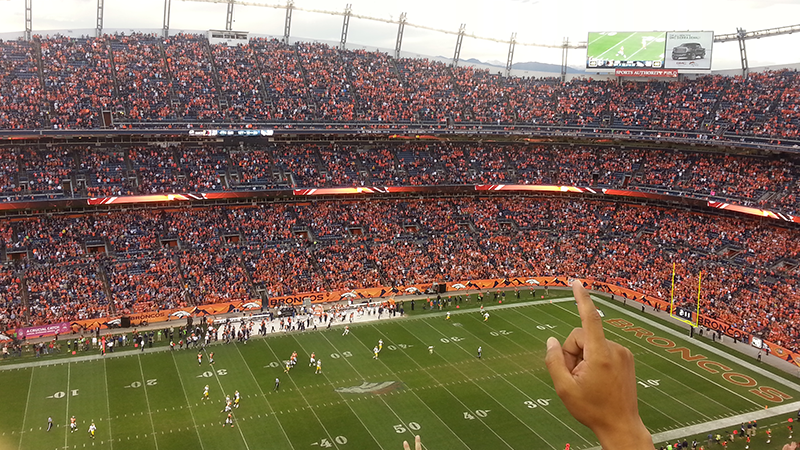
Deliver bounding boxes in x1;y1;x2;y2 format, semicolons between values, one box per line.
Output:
460;58;584;73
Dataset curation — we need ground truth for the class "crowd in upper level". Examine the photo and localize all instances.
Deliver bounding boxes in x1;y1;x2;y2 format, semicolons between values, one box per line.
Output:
0;197;798;352
0;143;797;214
0;33;799;140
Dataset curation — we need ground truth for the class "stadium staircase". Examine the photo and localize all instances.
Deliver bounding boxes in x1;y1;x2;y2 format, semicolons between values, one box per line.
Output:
156;40;181;112
201;39;229;115
292;44;319;114
104;40;122;104
246;43;273;109
30;37;52;117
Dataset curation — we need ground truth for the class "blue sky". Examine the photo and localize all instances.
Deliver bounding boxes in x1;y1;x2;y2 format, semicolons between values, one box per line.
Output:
0;0;797;70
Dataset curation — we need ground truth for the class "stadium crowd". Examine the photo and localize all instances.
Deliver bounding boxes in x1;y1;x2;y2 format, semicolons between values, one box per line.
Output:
0;142;797;214
0;33;799;141
1;198;798;354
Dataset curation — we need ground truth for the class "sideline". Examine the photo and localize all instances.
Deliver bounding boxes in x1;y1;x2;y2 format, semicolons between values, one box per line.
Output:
0;297;575;372
586;295;800;448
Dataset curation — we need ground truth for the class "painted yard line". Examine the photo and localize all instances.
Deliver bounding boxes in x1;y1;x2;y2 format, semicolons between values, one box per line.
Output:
510;305;746;412
289;335;387;450
548;302;765;408
585;400;800;450
136;354;160;450
490;310;708;422
259;339;343;450
316;329;473;449
63;363;71;450
461;310;625;442
418;318;578;448
386;321;518;450
19;366;34;449
594;296;800;393
595;33;637;59
202;349;252;450
343;325;474;450
0;298;569;373
230;342;296;450
102;358;114;450
169;352;206;450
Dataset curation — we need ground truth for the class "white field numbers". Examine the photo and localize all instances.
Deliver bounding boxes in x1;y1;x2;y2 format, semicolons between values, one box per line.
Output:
312;436;348;447
439;337;464;344
524;398;551;408
637;379;660;389
330;352;353;359
393;422;421;433
464;409;491;420
385;344;412;351
197;369;228;378
125;379;158;388
536;324;556;331
46;389;79;399
489;330;512;337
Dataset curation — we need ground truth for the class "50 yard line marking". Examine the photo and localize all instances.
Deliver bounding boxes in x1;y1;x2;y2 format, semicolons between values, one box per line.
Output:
102;358;114;450
351;325;477;450
19;367;34;449
63;363;71;450
296;333;387;450
170;352;205;450
136;354;160;450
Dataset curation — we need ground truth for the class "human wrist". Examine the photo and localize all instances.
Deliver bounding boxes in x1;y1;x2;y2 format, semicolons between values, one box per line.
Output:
594;419;654;450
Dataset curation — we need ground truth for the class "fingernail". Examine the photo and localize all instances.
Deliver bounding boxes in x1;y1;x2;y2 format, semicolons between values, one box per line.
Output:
546;336;558;350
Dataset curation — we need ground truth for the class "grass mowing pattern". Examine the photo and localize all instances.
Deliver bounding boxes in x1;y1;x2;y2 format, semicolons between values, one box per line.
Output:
3;293;800;450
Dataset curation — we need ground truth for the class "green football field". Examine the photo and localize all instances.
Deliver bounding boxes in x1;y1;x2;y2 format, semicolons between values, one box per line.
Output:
2;294;800;450
587;31;666;65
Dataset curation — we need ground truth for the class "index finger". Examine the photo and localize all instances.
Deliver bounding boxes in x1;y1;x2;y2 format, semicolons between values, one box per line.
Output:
571;279;607;352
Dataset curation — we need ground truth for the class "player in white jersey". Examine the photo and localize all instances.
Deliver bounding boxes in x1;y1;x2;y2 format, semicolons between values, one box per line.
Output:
378;339;383;351
315;359;322;374
446;312;450;320
373;346;379;359
483;312;490;322
234;390;240;408
88;422;96;439
202;385;209;401
428;346;434;354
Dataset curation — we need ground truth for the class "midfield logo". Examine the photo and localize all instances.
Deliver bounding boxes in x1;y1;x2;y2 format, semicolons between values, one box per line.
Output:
335;381;402;395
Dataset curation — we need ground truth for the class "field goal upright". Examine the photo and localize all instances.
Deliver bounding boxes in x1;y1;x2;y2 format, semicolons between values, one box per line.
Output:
668;262;701;327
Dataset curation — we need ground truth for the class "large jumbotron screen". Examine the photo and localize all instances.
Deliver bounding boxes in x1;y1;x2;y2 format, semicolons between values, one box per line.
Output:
586;31;666;68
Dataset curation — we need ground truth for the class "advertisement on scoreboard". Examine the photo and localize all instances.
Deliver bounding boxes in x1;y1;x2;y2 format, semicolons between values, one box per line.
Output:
664;31;714;69
586;31;666;69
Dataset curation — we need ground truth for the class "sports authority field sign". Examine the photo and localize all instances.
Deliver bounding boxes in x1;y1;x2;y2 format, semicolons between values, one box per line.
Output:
615;68;678;78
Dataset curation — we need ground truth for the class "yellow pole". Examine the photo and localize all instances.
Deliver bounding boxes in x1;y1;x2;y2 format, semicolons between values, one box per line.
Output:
670;262;676;315
695;270;702;326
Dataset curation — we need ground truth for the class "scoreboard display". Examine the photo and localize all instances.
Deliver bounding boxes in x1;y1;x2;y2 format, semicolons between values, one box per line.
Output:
586;31;666;69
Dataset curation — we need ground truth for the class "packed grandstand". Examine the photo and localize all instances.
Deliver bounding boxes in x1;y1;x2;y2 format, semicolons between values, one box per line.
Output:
0;32;798;362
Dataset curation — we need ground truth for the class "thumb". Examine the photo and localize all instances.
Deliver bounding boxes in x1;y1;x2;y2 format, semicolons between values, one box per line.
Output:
545;336;574;393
